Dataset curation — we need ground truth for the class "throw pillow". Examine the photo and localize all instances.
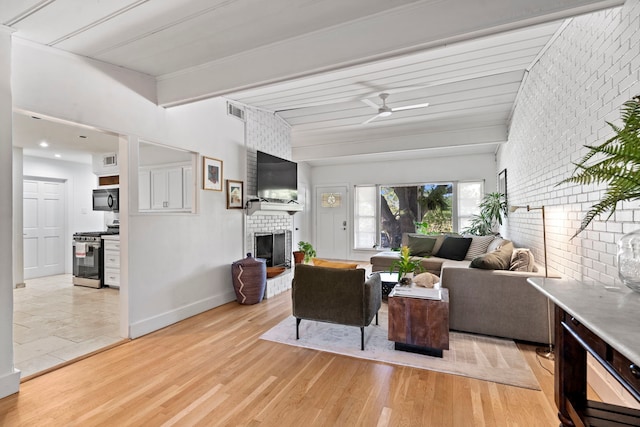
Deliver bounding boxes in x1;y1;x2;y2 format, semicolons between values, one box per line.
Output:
470;242;514;270
486;237;511;253
407;235;437;257
510;248;536;272
311;258;358;269
413;272;440;288
435;236;473;261
463;235;496;260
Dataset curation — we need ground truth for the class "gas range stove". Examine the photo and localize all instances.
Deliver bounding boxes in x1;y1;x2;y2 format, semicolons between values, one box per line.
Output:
73;230;119;242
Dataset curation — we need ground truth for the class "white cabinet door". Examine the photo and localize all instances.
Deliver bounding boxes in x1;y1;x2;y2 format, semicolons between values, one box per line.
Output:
151;169;168;209
183;166;193;210
139;169;151;210
167;168;183;209
147;164;189;211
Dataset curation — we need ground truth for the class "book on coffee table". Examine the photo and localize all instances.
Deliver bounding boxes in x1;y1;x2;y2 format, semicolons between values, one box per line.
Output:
390;285;442;300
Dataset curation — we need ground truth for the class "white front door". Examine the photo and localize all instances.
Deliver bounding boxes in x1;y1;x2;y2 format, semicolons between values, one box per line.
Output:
315;186;348;260
23;178;66;279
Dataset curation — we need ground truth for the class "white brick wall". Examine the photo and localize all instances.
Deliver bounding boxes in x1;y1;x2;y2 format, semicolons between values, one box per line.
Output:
498;1;640;285
244;107;295;297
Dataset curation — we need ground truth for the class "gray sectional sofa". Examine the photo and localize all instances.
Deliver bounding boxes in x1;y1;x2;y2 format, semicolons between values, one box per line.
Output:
370;234;553;344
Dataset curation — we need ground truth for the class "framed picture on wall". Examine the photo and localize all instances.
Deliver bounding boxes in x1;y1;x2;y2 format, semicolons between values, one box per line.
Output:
226;180;243;209
498;168;507;205
203;156;223;191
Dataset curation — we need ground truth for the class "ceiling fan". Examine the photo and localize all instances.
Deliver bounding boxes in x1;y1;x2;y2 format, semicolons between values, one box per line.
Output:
361;93;429;124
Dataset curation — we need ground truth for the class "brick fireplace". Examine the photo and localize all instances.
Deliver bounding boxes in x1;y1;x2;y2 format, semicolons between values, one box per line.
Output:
244;107;295;298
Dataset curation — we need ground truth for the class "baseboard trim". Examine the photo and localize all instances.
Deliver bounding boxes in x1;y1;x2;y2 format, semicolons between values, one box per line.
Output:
129;291;236;339
0;369;21;399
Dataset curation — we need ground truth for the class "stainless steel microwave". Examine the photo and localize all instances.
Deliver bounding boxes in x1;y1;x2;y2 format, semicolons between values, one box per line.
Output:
93;188;119;212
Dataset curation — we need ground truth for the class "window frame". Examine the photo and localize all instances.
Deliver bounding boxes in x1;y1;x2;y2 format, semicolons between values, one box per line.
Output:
353;180;485;250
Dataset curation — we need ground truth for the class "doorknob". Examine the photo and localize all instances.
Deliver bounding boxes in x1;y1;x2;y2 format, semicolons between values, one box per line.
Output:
343;221;347;226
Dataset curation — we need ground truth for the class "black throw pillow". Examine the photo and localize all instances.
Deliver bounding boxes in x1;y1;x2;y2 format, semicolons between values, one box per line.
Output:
435;236;473;261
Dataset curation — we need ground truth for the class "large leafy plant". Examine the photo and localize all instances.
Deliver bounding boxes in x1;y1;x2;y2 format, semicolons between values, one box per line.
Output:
559;96;640;237
462;192;507;236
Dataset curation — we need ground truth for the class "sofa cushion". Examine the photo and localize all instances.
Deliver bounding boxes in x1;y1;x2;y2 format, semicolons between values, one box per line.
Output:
510;248;536;272
435;236;473;261
487;237;511;253
463;235;496;260
407;235;437;257
312;258;358;269
402;233;453;254
470;242;514;270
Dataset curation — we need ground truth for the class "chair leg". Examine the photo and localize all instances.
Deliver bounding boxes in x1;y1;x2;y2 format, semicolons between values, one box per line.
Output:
375;312;379;325
361;327;365;350
296;318;301;340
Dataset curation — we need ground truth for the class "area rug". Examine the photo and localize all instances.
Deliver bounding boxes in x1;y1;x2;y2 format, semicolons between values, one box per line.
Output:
260;309;540;390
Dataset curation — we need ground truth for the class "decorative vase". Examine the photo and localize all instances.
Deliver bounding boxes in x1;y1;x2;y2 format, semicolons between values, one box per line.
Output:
617;229;640;292
231;253;267;304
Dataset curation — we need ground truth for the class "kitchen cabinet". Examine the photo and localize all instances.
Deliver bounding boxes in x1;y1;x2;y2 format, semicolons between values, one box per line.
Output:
139;164;192;211
103;236;120;289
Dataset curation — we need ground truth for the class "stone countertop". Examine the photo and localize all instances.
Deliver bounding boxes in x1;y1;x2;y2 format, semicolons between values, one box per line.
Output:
101;234;120;241
528;277;640;365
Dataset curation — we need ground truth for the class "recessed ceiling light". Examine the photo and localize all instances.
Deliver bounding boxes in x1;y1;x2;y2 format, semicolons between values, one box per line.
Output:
39;141;49;147
54;153;61;158
79;135;87;139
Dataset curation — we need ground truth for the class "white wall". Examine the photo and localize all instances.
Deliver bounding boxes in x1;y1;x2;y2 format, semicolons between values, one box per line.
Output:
8;37;245;349
310;152;497;260
0;26;20;400
498;1;640;407
498;1;640;285
21;155;104;273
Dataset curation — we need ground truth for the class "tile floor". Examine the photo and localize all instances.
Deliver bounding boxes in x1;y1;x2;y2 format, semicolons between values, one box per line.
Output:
13;274;121;378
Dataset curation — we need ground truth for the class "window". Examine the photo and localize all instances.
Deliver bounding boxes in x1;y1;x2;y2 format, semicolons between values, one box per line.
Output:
354;186;377;248
354;181;484;249
457;181;485;231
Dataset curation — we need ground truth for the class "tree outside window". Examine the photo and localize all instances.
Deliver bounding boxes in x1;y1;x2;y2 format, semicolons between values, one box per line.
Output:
380;184;452;248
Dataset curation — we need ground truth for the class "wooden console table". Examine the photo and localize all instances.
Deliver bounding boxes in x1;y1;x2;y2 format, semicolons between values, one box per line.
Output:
528;277;640;427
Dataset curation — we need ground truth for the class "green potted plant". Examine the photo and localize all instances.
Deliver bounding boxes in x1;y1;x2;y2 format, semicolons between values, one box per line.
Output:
462;192;507;236
389;245;424;285
558;95;640;291
296;241;316;264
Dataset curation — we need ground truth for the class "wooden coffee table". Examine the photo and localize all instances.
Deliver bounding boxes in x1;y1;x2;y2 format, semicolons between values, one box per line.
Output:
387;287;449;357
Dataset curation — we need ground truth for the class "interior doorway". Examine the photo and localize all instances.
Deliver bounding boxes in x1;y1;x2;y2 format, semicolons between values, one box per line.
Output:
23;177;66;280
13;111;126;379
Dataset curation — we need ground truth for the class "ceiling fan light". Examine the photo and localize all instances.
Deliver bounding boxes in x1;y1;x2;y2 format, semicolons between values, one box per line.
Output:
379;111;392;117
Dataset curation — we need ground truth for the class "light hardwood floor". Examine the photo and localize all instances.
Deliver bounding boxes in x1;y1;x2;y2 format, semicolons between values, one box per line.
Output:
1;289;562;426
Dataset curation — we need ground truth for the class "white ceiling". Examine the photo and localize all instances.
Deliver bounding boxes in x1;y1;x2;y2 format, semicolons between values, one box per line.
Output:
4;0;621;165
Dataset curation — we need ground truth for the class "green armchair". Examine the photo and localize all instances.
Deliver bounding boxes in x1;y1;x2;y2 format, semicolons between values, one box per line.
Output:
292;264;382;350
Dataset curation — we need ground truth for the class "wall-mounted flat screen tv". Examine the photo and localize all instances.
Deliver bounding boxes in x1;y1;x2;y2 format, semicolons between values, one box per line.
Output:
257;151;298;201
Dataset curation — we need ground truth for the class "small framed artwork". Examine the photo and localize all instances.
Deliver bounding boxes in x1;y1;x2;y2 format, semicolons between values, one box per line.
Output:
226;180;243;209
203;156;223;191
498;168;507;204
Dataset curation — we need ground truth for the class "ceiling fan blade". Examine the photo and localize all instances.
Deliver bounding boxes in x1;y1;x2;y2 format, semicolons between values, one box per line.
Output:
361;98;380;110
362;113;382;125
391;102;430;112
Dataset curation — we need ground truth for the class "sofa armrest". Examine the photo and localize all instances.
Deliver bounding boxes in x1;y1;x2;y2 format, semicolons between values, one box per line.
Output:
441;266;554;344
364;273;382;321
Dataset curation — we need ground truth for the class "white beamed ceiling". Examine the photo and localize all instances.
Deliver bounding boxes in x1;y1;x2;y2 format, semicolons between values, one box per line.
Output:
3;0;623;165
